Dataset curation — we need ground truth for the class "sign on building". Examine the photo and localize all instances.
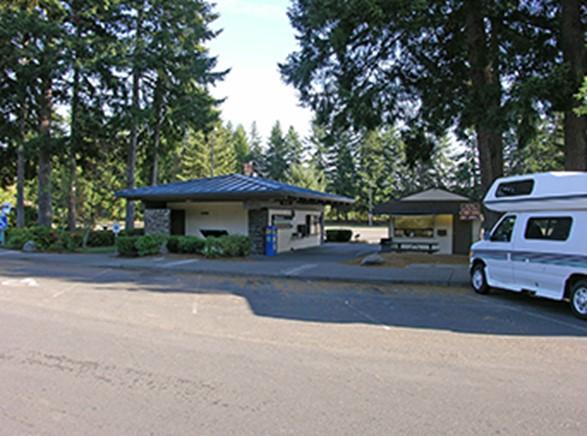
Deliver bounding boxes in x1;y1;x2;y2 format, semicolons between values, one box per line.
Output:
459;203;481;221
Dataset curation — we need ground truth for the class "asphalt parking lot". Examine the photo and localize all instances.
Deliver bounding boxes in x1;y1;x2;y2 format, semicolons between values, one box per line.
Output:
1;257;586;435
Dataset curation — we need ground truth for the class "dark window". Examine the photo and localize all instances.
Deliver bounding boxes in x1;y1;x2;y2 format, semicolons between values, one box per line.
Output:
490;215;516;242
496;180;534;197
394;228;434;238
524;217;572;241
200;229;229;238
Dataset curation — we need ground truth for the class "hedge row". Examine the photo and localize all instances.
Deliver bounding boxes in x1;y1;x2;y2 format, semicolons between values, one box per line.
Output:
325;229;353;242
117;234;252;258
5;226;145;251
5;226;83;252
116;234;167;257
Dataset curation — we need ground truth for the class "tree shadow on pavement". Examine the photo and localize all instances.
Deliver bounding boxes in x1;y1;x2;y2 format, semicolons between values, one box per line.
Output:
1;259;586;338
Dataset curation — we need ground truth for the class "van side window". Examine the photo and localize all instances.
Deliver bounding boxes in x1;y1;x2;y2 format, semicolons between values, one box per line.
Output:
524;217;572;241
490;216;516;242
495;180;534;197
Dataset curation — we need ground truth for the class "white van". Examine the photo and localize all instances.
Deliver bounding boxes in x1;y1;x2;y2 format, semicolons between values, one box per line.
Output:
469;172;587;319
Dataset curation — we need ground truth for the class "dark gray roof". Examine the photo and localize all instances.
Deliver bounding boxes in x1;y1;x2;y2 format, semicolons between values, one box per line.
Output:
374;189;473;215
116;174;354;205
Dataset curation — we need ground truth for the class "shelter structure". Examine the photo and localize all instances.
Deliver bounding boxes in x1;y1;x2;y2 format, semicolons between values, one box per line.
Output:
373;188;482;255
117;174;354;255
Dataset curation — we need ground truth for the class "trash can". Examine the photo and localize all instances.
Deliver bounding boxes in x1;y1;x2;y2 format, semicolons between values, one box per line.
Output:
264;226;278;256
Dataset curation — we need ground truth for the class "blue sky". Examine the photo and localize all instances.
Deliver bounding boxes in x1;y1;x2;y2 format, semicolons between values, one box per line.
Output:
208;0;313;140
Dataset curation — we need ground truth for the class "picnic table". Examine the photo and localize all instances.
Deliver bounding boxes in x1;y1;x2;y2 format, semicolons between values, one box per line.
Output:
380;239;439;254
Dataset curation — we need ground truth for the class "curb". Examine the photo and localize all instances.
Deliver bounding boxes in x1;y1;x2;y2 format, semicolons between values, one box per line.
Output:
99;262;471;288
1;250;470;288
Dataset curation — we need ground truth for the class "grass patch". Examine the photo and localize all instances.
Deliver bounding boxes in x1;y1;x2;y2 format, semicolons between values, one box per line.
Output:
78;245;116;254
350;252;469;268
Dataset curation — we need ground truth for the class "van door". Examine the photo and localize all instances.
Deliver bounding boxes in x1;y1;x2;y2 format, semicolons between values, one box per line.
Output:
485;215;517;288
515;215;574;299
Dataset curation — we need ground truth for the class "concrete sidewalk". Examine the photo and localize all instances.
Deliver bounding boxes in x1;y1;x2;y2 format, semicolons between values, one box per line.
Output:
0;248;470;286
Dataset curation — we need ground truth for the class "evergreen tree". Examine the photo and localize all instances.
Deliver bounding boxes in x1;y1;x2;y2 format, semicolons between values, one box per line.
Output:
288;162;326;191
283;126;303;167
265;121;288;181
307;122;329;173
356;130;392;215
328;133;357;199
177;130;209;180
232;124;251;173
208;123;237;177
248;121;264;175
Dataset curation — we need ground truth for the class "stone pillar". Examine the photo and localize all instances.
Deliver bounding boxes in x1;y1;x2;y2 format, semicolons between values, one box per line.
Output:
144;208;171;235
248;208;268;255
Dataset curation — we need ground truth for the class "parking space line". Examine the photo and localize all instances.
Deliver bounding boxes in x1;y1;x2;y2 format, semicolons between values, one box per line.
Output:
282;264;318;276
162;259;199;268
52;268;113;298
477;297;587;334
344;300;391;330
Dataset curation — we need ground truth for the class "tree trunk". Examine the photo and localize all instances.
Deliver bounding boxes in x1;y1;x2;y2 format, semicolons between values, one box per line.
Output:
37;76;53;227
125;7;143;230
16;99;26;228
150;73;164;186
464;0;504;229
68;61;81;231
561;0;587;170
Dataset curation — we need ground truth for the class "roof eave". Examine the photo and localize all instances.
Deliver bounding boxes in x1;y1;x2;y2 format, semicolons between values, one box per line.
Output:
117;190;354;205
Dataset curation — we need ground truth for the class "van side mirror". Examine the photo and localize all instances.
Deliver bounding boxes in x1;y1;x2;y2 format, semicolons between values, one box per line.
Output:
483;230;491;241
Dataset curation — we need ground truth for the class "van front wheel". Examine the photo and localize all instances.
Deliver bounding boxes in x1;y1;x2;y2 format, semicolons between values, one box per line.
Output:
570;280;587;320
471;264;490;295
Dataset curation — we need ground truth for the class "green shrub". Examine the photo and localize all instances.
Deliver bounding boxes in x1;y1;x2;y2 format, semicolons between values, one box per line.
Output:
219;234;251;257
326;229;353;242
135;234;167;257
28;226;56;249
116;236;139;257
161;234;251;258
119;228;145;237
178;236;205;254
167;236;181;253
87;230;115;247
202;237;224;258
5;228;32;249
58;231;83;252
4;226;83;252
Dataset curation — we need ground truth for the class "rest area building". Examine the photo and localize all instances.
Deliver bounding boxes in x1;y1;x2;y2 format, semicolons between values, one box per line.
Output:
116;174;354;255
374;188;483;255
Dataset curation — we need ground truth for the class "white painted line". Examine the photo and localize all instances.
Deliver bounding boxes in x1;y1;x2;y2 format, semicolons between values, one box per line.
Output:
192;302;198;315
282;264;318;276
344;300;391;330
162;259;199;268
52;268;112;298
483;298;587;334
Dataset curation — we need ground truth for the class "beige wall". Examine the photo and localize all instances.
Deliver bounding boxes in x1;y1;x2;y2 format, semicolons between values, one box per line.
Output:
434;214;453;254
168;202;248;238
269;208;323;253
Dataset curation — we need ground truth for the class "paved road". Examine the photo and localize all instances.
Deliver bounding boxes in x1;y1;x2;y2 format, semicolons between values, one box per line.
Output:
0;258;586;435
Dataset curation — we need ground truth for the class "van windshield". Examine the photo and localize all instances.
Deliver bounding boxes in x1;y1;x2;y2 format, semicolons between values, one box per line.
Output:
490;216;516;242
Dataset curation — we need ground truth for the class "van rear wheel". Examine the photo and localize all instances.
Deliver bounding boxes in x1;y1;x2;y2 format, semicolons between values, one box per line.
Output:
570;280;587;320
471;264;490;295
